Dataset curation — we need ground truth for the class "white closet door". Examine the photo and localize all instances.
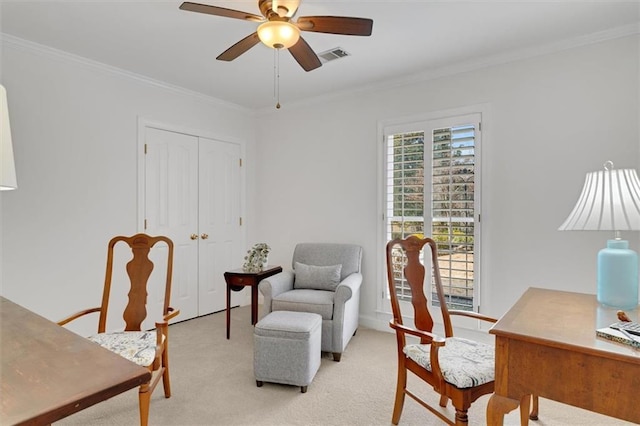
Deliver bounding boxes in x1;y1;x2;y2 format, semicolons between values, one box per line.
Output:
144;127;199;322
198;137;242;315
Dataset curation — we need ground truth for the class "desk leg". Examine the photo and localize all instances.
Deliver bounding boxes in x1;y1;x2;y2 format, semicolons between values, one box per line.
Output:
251;285;258;325
486;394;520;426
226;283;231;339
519;394;531;425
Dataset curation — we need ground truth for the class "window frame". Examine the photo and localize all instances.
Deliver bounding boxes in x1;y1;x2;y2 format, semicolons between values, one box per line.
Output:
377;105;488;330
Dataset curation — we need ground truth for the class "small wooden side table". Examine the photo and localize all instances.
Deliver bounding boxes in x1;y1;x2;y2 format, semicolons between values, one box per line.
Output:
224;265;283;339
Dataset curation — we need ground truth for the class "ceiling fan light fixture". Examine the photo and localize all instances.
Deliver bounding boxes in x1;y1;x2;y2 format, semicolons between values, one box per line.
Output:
257;21;300;49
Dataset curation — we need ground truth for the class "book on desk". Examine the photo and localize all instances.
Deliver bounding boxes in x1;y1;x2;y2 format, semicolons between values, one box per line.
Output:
596;326;640;349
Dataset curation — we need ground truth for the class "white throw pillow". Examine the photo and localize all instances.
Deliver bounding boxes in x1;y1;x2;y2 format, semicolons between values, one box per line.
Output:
294;262;342;291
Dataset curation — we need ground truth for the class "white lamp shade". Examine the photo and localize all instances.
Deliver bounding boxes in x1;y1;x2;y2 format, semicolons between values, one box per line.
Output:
257;21;300;49
1;84;17;191
559;166;640;231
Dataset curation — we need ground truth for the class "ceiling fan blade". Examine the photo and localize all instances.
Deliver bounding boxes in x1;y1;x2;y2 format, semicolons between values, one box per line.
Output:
216;32;261;61
296;16;373;36
179;2;264;22
288;36;322;72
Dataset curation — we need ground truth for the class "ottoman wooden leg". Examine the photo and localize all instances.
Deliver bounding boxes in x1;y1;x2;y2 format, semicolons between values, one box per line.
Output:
256;380;263;387
301;386;307;393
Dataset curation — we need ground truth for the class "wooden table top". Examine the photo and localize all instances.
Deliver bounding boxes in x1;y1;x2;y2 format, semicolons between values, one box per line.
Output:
224;265;283;277
490;287;640;363
1;297;151;425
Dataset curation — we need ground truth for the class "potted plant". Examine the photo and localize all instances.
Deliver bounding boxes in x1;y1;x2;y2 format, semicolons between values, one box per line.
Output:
242;243;271;272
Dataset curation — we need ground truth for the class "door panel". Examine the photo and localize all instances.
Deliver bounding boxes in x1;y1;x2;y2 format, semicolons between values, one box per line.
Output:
198;138;241;314
144;127;199;322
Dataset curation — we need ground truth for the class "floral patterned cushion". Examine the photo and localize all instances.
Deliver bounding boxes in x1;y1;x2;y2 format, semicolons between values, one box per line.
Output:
89;331;158;367
403;337;494;389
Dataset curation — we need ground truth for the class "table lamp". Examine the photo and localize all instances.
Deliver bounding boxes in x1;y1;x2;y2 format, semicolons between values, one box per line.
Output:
559;161;640;309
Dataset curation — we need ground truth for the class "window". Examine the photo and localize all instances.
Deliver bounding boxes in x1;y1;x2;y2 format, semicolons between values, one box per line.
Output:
383;113;481;312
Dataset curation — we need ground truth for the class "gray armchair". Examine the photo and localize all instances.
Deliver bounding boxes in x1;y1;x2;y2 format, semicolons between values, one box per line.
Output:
259;243;363;362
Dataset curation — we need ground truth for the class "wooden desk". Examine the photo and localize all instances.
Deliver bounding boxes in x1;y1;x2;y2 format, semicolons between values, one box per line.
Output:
487;287;640;425
0;297;151;425
224;265;283;339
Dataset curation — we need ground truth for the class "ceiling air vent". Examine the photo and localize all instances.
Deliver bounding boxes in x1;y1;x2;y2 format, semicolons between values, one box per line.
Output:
318;47;351;64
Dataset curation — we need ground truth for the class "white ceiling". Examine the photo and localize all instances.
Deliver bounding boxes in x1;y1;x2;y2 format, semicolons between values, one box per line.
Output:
1;1;639;110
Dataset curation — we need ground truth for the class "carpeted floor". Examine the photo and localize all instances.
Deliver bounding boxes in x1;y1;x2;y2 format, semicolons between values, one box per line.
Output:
57;306;634;425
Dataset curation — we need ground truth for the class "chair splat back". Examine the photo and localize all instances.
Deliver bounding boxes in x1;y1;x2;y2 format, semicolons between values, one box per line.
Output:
386;236;453;343
99;234;174;333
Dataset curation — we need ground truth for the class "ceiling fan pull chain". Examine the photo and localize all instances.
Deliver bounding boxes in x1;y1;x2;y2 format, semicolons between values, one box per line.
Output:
276;49;281;109
273;49;277;99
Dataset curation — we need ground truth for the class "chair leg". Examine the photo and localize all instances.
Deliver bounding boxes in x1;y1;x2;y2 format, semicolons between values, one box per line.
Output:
439;394;448;408
332;352;342;362
530;394;539;421
138;383;151;426
162;367;172;398
162;348;172;398
454;408;469;425
391;365;407;425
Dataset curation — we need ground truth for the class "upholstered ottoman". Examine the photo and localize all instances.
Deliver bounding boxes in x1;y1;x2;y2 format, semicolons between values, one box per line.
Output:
254;311;322;393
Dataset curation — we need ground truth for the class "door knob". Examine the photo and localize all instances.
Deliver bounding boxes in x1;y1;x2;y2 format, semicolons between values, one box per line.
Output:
190;234;199;240
201;233;209;240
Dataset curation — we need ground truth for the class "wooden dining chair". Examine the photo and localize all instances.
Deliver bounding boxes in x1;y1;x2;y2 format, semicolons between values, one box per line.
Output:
58;233;180;426
386;235;537;425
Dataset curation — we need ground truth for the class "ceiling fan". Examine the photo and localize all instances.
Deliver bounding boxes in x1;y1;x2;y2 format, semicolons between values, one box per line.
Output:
179;0;373;72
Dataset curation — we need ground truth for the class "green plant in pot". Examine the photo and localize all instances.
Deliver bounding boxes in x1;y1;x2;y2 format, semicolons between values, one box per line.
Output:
242;243;271;272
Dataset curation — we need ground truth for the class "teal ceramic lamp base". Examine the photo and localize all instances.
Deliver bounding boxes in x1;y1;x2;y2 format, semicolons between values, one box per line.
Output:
597;239;639;310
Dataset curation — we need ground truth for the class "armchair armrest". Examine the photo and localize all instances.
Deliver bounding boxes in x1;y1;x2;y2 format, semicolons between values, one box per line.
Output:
164;307;180;322
389;320;446;345
258;271;295;315
153;320;168;370
449;310;497;324
390;320;447;387
331;272;363;354
334;272;363;304
259;271;294;299
57;307;101;326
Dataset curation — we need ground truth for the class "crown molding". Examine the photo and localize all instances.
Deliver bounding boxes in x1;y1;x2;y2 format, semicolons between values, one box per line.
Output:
0;32;252;114
1;20;637;116
256;22;640;115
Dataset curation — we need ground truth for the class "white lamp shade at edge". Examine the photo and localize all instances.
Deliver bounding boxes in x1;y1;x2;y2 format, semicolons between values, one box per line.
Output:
0;84;17;191
559;167;640;231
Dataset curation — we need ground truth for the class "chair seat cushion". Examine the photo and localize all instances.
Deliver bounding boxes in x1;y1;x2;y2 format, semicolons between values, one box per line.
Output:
403;337;494;389
272;289;334;320
89;331;158;367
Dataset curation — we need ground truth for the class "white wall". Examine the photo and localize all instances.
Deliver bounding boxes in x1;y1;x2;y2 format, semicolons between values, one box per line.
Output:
254;35;640;331
2;33;638;338
0;37;256;334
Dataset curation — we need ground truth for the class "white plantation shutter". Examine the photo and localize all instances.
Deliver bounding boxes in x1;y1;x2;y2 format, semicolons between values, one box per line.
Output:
385;131;425;301
431;124;476;310
383;114;481;311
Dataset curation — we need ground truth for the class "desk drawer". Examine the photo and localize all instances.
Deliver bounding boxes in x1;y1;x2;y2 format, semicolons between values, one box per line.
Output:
226;274;254;287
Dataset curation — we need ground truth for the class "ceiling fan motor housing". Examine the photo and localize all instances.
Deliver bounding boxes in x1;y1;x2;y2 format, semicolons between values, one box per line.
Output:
259;0;299;19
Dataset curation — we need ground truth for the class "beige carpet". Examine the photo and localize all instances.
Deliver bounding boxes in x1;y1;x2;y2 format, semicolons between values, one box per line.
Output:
58;306;633;425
